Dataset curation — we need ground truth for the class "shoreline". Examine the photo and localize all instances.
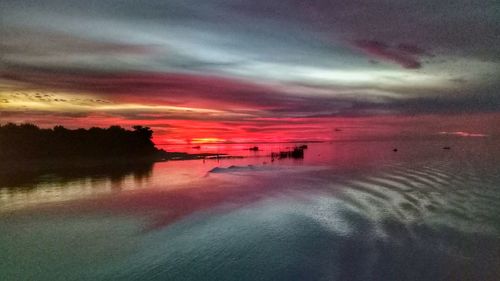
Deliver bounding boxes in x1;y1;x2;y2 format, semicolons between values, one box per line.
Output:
0;151;242;176
0;151;244;188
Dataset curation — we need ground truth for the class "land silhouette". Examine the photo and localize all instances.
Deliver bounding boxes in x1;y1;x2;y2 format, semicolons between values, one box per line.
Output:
0;123;162;160
0;123;221;168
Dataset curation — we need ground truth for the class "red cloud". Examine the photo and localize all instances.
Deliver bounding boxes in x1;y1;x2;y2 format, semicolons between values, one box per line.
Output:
438;131;488;137
354;40;430;69
0;68;289;110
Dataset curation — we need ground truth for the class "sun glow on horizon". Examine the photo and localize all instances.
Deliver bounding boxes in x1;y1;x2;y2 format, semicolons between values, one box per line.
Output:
190;137;227;144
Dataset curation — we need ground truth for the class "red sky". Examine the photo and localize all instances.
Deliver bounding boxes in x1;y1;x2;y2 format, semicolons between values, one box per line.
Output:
1;1;499;143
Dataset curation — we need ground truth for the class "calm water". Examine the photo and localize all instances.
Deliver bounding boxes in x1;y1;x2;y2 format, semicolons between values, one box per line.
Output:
1;140;500;281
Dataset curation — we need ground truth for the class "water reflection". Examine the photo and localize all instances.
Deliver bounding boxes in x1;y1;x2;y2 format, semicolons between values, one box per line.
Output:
1;140;500;281
0;162;153;211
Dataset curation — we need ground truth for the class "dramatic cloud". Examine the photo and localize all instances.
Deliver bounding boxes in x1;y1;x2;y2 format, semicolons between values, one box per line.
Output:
1;0;499;142
438;131;488;138
353;40;429;69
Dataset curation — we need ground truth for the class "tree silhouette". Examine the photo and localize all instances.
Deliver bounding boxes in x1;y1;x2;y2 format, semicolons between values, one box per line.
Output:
0;123;163;160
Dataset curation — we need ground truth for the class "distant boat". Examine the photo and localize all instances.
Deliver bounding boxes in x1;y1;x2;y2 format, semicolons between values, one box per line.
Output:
443;146;451;150
192;146;201;149
290;147;304;158
249;146;259;151
271;146;304;159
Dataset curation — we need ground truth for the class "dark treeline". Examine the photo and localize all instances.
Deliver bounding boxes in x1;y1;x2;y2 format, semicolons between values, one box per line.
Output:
0;123;164;160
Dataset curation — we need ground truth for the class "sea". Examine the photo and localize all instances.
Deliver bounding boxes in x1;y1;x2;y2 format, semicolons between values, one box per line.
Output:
1;139;499;281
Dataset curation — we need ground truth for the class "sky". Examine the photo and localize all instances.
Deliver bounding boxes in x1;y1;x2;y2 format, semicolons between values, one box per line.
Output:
1;0;499;143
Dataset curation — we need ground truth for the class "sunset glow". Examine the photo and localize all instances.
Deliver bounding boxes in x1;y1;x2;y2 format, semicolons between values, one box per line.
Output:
1;0;499;143
2;2;500;280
